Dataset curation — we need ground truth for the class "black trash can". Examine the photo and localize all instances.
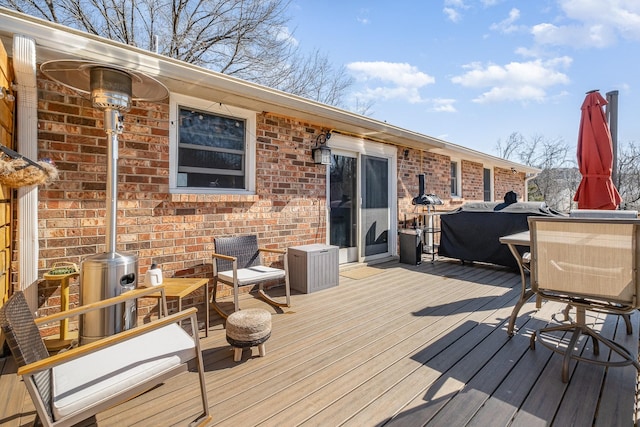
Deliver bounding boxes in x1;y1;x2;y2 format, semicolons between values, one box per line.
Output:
399;229;423;265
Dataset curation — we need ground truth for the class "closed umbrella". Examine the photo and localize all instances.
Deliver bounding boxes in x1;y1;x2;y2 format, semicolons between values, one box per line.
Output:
573;90;622;210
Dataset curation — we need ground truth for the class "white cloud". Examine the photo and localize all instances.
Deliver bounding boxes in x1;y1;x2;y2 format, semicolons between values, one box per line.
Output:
276;26;298;46
490;8;523;34
347;62;435;103
532;22;616;48
443;0;469;22
356;86;425;104
451;57;572;103
443;7;462;22
515;46;543;58
532;0;640;48
430;98;457;113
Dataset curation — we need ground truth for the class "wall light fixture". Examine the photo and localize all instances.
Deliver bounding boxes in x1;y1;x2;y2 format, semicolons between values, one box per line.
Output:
312;131;332;165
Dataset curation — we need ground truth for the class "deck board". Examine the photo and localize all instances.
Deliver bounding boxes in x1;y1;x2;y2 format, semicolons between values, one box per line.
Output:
1;258;637;427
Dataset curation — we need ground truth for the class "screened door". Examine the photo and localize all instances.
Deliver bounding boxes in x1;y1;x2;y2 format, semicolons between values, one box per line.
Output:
361;155;389;257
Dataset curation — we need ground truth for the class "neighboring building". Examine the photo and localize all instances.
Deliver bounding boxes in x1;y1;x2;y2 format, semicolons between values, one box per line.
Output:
0;8;540;316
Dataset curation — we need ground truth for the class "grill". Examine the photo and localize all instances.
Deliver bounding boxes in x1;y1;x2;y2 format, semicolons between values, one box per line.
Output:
411;174;443;206
40;61;168;343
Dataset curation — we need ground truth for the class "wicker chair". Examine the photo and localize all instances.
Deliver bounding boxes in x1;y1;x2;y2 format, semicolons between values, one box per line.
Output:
0;288;211;427
528;216;640;382
212;235;290;318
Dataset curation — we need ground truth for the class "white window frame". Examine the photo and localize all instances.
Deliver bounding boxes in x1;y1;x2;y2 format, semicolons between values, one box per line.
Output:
169;93;256;194
450;159;461;198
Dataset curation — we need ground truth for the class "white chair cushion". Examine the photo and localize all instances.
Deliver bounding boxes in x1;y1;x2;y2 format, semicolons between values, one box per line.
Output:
218;266;285;285
51;323;195;420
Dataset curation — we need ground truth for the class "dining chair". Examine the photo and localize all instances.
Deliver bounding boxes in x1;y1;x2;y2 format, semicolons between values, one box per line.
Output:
528;216;640;382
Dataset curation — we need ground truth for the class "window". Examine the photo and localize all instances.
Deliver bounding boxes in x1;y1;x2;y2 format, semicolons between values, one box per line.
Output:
169;94;256;194
483;168;492;201
450;161;460;197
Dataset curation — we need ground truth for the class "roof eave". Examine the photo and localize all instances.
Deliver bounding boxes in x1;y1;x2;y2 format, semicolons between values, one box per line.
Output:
0;7;445;151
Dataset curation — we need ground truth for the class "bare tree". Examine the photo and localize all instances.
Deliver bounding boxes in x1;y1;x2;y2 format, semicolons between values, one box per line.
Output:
495;132;577;211
2;0;353;106
352;98;375;117
616;141;640;210
267;49;353;106
495;132;523;161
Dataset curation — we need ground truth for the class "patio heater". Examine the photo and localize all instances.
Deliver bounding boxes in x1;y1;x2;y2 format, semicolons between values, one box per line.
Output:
40;60;168;343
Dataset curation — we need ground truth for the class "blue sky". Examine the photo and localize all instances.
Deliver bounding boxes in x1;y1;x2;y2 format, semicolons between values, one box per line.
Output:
287;0;640;157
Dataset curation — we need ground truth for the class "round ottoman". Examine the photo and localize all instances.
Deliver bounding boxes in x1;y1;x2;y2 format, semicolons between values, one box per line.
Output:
226;308;272;362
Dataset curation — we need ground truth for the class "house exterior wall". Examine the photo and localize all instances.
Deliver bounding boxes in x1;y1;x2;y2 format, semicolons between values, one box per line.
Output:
397;149;451;227
461;160;484;201
28;75;525;326
35;77;331;320
494;167;525;201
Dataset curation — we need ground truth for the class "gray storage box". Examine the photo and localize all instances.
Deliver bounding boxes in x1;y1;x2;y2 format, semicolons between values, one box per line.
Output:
288;244;339;293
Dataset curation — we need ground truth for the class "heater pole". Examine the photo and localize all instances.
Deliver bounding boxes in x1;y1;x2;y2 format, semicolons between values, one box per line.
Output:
104;108;123;254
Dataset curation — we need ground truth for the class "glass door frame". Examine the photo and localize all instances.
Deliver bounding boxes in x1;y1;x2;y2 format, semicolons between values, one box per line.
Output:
325;134;397;264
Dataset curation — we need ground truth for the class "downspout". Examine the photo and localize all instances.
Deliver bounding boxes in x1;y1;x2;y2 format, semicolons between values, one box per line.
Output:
12;35;39;291
523;172;539;202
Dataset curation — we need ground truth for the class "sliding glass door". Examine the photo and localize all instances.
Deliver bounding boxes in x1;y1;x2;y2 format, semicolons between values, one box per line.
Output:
330;153;358;263
328;137;396;264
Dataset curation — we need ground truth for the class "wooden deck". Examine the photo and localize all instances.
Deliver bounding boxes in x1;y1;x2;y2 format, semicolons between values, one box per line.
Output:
1;257;638;426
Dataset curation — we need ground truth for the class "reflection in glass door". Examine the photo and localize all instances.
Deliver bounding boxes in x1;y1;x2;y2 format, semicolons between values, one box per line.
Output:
329;154;357;263
361;155;389;257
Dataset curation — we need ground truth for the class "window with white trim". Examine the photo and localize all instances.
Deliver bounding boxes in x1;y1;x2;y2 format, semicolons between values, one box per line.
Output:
450;160;461;197
169;93;256;194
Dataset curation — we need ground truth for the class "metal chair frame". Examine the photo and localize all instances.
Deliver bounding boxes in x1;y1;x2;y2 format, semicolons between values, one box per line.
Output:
528;216;640;382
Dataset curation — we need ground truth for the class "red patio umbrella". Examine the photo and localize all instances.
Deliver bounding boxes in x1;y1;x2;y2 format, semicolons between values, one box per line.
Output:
573;90;622;210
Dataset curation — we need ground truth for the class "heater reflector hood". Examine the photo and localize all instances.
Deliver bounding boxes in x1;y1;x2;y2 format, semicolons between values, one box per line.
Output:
40;60;168;103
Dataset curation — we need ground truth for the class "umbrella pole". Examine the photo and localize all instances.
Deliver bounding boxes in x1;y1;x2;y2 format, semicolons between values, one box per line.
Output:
606;90;619;188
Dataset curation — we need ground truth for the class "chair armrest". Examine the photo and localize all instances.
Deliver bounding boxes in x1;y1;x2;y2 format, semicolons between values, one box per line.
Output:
19;307;198;377
34;285;168;326
212;253;236;262
258;247;286;255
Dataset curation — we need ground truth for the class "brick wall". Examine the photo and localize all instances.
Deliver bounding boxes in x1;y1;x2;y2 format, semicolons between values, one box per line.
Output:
34;77;329;324
461;160;483;201
397;148;452;227
494;167;525;201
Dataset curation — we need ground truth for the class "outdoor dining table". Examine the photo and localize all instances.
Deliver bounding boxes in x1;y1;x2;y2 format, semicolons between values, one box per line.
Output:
499;230;536;336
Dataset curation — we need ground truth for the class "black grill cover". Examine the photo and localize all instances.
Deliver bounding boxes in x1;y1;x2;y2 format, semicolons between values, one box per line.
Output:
438;202;564;269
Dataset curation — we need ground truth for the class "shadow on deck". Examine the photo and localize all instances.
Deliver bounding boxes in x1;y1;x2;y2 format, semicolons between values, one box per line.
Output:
1;257;638;426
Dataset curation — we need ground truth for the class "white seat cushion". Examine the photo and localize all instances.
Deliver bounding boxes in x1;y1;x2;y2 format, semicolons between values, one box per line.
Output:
218;266;285;285
51;323;195;420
